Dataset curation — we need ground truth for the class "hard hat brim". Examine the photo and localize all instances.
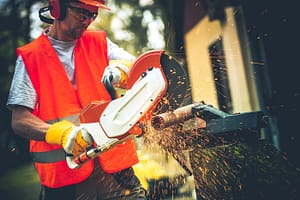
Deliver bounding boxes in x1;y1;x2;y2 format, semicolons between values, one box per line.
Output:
78;0;110;10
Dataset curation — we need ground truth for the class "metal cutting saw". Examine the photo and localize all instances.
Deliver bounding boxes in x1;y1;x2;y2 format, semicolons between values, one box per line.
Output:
67;50;188;169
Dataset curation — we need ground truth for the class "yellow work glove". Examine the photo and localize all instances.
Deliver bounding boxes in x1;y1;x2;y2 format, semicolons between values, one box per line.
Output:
102;60;133;88
45;120;93;156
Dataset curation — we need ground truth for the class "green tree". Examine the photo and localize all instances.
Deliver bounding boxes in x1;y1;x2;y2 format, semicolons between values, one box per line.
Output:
89;0;184;57
0;0;41;170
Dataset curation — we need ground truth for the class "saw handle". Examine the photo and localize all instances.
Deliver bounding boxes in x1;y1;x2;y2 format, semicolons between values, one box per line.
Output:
73;147;99;165
73;153;89;165
103;74;117;100
69;136;132;169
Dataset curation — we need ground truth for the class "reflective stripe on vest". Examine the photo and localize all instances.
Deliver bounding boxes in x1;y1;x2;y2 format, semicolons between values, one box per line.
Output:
31;148;66;163
30;114;79;163
47;113;80;125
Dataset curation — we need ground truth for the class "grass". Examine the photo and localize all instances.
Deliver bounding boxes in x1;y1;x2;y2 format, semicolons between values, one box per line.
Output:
0;162;40;200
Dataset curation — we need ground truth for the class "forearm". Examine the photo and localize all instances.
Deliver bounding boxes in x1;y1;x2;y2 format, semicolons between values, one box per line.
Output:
11;106;50;141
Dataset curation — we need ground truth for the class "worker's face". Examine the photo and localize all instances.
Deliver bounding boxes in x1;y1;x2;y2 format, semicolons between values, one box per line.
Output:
61;2;98;40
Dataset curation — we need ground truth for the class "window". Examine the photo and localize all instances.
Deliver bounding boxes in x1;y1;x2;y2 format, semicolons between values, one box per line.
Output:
209;37;233;113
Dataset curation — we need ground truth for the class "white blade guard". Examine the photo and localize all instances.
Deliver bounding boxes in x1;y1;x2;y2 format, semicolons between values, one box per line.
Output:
100;67;167;138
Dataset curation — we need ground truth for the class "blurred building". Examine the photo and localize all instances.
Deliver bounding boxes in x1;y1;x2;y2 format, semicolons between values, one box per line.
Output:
181;0;299;167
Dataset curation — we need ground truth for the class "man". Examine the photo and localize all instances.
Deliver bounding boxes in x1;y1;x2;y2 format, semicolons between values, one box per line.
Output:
7;0;147;199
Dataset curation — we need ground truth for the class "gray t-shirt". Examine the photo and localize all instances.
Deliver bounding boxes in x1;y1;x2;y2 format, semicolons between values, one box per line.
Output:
7;33;135;110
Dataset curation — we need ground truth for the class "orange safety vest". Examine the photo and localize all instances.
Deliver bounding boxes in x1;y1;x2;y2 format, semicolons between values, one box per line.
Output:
17;30;139;188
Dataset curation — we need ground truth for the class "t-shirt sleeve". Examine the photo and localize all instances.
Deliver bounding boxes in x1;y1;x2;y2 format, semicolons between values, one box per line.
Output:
6;55;37;111
107;37;136;62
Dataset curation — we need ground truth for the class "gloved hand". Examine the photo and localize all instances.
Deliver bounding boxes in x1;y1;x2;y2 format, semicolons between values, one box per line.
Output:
102;60;132;88
45;120;93;156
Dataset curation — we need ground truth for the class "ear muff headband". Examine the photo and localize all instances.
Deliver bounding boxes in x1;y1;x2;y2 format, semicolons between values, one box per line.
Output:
39;6;54;24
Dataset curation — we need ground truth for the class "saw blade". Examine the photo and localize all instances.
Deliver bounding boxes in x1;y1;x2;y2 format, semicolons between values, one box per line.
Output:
153;53;188;114
126;50;188;114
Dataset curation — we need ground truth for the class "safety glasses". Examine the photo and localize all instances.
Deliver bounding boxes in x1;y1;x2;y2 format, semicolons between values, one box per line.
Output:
68;5;98;21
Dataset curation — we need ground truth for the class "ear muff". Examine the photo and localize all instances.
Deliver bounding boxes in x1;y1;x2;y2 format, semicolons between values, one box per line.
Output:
49;0;67;20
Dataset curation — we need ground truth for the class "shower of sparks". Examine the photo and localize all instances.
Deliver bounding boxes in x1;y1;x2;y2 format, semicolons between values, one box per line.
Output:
135;51;299;199
140;114;296;199
141;116;247;199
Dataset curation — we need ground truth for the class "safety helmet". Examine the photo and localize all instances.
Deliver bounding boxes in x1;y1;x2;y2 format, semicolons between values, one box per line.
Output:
78;0;110;9
39;0;110;24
